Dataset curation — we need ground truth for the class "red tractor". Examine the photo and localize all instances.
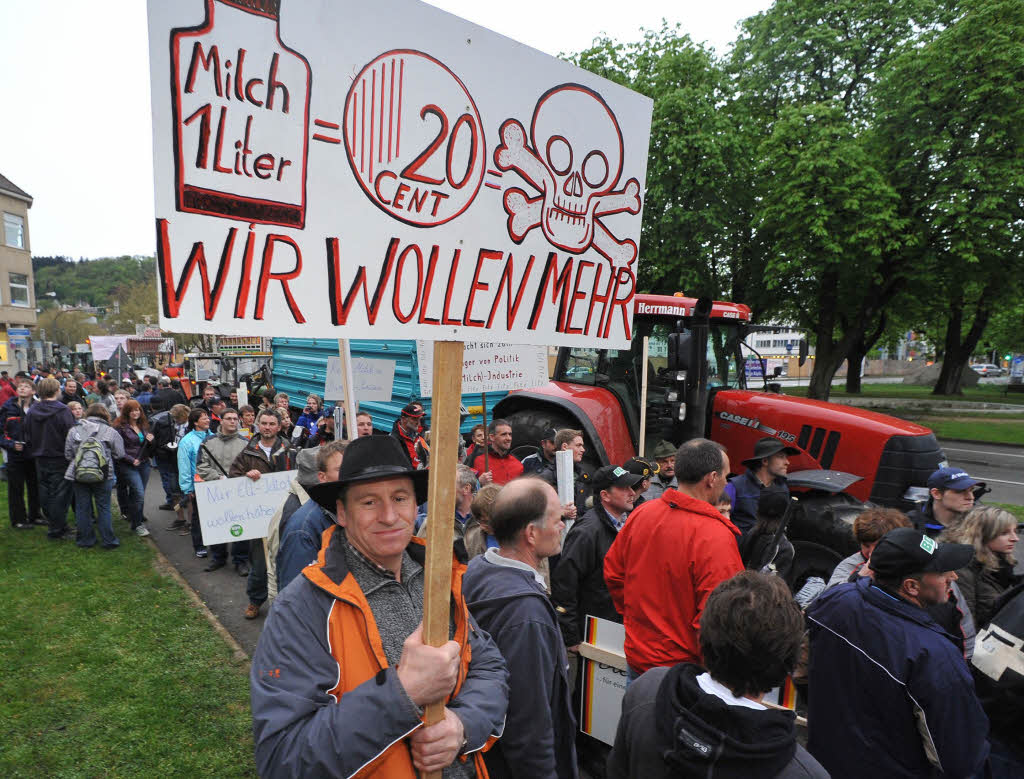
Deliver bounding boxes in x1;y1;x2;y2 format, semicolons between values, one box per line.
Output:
494;294;946;587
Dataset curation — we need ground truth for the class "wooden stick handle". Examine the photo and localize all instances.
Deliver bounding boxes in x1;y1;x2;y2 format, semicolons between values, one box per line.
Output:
421;340;464;779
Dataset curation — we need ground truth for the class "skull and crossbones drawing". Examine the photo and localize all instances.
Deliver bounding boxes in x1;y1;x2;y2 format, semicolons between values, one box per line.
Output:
494;84;642;268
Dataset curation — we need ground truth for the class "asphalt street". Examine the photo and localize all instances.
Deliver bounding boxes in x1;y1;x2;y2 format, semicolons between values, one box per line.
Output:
143;473;264;656
939;439;1024;507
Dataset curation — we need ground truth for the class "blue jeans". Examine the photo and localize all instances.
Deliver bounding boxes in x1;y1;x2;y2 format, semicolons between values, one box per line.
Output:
117;461;151;530
155;459;180;504
74;479;118;548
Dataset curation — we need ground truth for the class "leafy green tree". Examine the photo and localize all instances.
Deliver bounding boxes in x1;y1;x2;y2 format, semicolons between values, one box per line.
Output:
872;0;1024;394
755;103;904;399
571;25;742;300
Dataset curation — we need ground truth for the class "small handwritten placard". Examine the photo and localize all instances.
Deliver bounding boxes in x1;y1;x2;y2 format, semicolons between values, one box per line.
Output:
194;470;298;545
324;356;396;402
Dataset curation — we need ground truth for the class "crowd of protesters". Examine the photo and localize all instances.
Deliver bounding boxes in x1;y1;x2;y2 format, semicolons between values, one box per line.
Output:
6;367;1023;777
243;405;1023;778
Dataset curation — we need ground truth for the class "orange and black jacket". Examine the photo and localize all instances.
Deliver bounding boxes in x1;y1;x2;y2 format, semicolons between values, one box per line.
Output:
251;527;508;778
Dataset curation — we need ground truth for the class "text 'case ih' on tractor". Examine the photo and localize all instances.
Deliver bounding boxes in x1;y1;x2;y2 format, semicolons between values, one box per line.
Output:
495;294;947;589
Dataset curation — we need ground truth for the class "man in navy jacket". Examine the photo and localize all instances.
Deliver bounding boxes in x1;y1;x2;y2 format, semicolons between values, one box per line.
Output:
462;477;577;779
807;527;990;778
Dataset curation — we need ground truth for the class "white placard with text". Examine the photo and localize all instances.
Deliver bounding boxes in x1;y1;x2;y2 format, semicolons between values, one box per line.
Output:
194;469;297;545
148;0;651;348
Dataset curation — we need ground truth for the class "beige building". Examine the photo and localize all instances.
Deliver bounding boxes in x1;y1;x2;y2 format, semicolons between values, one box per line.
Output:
0;172;37;372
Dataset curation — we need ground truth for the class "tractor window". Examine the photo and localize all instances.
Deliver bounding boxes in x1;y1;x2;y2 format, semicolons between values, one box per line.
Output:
562;348;598;385
708;324;743;388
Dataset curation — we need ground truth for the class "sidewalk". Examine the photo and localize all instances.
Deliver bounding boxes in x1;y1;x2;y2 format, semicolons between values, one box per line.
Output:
142;473;265;656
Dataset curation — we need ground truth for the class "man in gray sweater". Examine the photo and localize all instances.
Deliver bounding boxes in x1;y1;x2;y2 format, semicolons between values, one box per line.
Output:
195;408;250;574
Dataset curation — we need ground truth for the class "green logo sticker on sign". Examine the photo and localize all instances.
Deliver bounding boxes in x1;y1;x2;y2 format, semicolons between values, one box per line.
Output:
920;536;936;554
230;524;244;537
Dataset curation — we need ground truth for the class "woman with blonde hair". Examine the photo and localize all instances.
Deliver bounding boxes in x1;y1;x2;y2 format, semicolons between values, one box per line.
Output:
941;506;1020;627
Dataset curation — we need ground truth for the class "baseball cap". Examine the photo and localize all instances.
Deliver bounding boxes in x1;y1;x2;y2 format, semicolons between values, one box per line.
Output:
539;427;558;442
593;465;644;493
624;457;658;478
868;527;974;578
400;402;424;418
927;467;983;491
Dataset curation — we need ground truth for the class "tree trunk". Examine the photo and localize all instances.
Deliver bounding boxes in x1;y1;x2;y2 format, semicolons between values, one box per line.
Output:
844;314;887;394
844;350;865;393
932;290;993;395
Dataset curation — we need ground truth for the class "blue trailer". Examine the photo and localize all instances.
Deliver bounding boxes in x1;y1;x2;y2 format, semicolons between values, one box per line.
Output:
270;338;507;436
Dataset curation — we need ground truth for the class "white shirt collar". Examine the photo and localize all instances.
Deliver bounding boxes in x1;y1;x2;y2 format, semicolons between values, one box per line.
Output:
484;547;547;588
696;672;766;710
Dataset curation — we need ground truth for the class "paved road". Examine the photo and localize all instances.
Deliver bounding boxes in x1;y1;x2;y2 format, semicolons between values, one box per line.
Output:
939;439;1024;506
143;473;265;656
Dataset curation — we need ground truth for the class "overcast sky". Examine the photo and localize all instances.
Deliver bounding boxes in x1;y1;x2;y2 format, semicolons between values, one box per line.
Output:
0;0;770;260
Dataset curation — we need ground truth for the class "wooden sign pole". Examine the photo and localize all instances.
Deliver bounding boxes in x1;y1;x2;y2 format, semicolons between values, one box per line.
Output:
638;336;649;457
336;339;359;441
421;340;464;779
481;391;489;472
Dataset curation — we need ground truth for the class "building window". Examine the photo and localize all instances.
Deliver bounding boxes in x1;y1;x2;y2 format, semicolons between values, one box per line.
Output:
3;213;25;249
9;272;30;307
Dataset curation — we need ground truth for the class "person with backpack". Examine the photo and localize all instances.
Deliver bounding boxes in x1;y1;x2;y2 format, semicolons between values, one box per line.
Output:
25;377;76;540
64;404;125;549
1;378;42;529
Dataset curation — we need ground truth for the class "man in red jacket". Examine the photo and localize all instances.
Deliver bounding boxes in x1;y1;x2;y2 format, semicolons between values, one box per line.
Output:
604;438;743;681
467;418;524;486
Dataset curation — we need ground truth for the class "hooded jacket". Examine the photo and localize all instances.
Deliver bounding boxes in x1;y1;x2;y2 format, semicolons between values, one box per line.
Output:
251;527;508;778
550;506;623;647
605;489;744;672
807;577;989;778
177;428;213;495
608;664;827;779
24;399;75;460
462;552;577;779
275;498;334;594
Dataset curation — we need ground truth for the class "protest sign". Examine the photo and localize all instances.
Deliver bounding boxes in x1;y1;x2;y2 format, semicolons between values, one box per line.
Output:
147;0;651;350
194;470;297;545
416;341;547;395
578;615;627;746
325;355;395;402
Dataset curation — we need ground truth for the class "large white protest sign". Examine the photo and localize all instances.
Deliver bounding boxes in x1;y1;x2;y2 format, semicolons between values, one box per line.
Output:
194;469;297;545
147;0;651;349
416;341;547;394
325;355;396;401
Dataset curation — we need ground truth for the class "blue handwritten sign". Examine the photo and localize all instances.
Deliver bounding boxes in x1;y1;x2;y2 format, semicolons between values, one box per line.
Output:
194;470;298;545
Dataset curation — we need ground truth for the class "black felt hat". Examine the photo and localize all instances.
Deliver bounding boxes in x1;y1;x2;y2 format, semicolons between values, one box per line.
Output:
307;436;428;508
741;437;801;468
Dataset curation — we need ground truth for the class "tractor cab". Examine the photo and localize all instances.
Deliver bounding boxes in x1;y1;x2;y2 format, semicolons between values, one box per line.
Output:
551;294;765;452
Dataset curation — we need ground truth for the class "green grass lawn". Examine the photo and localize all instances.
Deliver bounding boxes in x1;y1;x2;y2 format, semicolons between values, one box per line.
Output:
0;483;255;777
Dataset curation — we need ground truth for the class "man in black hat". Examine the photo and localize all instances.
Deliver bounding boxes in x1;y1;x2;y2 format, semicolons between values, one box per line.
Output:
726;436;800;535
807;527;989;778
251;435;508;779
551;465;643;657
520;426;558;475
391;401;428;469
